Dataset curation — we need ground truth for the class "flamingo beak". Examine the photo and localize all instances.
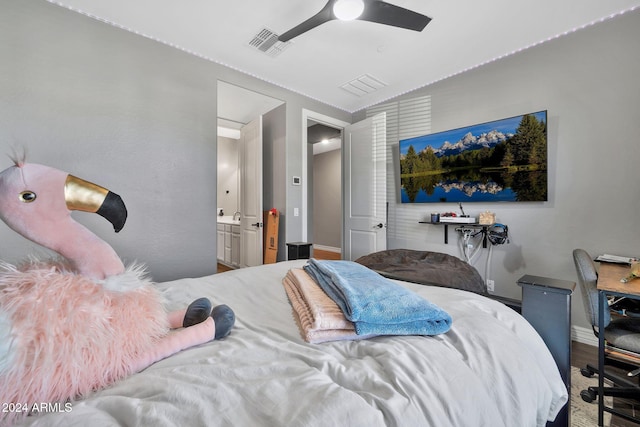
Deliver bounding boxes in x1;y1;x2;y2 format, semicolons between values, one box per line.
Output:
64;175;128;233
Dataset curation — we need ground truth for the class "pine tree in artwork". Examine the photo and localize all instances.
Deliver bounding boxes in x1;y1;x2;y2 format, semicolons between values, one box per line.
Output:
401;145;419;175
510;114;547;166
419;146;440;172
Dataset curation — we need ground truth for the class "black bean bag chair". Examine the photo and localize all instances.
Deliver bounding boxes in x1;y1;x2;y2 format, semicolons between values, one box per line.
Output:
355;249;487;295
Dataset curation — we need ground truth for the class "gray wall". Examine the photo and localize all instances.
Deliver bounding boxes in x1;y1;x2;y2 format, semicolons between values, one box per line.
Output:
0;0;350;280
263;104;288;261
313;149;341;249
355;9;640;331
1;0;218;281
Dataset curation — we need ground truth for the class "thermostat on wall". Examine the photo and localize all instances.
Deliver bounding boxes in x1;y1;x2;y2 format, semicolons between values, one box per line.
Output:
292;176;301;186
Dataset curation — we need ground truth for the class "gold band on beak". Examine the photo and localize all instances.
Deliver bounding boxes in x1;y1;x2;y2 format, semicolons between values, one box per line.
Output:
64;175;109;213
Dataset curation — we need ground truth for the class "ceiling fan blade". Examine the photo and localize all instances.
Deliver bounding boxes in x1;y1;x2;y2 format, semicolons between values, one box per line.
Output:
278;0;336;42
359;0;431;32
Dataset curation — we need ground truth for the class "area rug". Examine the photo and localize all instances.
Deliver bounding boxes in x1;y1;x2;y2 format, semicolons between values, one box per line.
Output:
571;366;612;426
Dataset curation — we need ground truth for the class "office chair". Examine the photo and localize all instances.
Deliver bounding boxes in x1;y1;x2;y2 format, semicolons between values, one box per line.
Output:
573;248;640;403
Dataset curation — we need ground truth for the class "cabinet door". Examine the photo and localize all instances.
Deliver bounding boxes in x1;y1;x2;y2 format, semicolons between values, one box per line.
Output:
216;229;225;261
224;226;232;264
231;226;241;267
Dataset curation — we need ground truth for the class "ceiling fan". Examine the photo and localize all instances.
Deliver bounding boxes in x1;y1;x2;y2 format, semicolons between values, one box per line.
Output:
278;0;431;42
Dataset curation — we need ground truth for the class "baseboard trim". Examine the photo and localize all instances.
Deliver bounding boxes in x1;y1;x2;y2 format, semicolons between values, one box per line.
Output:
313;244;341;254
572;325;597;347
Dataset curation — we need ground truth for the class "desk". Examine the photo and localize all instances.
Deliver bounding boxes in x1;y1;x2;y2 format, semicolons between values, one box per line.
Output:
597;262;640;426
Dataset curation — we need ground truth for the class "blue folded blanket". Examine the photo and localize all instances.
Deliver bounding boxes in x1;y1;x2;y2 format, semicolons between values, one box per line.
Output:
303;259;451;336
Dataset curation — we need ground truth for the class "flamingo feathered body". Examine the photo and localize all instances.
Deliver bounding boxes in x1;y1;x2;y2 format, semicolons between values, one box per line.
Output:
0;161;227;425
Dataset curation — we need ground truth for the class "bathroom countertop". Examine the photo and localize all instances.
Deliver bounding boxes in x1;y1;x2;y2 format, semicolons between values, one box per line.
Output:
217;216;240;226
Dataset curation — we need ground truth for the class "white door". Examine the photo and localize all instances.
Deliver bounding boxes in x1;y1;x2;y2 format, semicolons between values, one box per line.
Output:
240;116;263;267
342;113;387;261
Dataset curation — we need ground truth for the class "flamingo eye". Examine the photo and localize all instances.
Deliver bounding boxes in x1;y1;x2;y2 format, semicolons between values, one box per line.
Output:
19;191;37;203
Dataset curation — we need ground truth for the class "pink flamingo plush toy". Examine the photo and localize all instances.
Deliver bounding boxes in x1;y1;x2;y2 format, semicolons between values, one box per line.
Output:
0;158;234;425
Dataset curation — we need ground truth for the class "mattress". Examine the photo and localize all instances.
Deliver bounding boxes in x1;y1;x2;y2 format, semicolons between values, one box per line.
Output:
15;260;567;427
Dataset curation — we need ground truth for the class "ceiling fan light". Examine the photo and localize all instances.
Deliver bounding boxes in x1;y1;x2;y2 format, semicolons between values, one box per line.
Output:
333;0;365;21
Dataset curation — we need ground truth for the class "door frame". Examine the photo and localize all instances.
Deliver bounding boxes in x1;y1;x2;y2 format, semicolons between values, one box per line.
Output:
301;109;350;242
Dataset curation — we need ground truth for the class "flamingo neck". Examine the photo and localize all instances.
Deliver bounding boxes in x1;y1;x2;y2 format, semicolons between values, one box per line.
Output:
49;219;125;280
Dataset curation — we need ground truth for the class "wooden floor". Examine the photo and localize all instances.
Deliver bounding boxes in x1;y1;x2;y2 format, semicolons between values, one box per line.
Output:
573;341;640;426
573;340;597;368
216;262;234;273
312;247;341;260
216;246;341;273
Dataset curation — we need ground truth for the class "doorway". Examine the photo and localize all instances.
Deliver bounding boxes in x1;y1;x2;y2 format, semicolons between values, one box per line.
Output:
217;81;284;270
301;110;387;261
308;121;342;259
301;110;350;260
302;109;349;256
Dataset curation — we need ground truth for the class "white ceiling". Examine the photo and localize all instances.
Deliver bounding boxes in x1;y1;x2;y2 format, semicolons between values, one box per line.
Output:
50;0;639;119
313;137;342;155
217;81;284;131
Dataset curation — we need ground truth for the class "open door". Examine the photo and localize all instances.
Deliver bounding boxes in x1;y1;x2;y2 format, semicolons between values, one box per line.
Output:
240;116;263;267
342;113;387;261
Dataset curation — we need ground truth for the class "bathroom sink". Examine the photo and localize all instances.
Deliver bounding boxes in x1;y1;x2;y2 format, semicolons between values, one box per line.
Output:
217;216;240;225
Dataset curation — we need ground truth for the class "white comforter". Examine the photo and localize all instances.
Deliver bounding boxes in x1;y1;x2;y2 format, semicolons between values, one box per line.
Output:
18;261;567;427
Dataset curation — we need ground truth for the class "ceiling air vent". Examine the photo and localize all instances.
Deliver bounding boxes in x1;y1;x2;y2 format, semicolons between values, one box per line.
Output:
249;28;290;58
340;74;387;97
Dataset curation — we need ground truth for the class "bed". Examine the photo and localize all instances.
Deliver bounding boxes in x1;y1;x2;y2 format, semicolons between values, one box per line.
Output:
16;260;567;427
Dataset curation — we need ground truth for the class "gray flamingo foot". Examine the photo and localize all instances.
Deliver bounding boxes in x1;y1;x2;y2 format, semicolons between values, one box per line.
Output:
212;304;235;339
183;297;213;328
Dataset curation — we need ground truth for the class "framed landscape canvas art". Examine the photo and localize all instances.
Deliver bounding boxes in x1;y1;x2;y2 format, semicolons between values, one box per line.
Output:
399;111;548;203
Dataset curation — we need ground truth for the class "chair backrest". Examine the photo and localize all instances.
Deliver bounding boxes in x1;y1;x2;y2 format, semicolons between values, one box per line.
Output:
573;248;610;329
